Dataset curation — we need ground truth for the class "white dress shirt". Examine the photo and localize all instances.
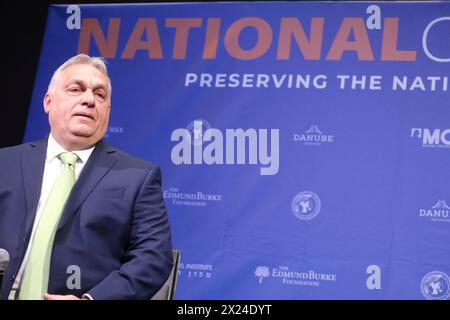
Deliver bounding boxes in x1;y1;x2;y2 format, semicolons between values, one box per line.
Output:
9;134;95;299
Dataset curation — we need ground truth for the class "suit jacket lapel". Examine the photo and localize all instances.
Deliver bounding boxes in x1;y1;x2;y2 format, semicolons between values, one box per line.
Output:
57;140;117;231
21;137;48;235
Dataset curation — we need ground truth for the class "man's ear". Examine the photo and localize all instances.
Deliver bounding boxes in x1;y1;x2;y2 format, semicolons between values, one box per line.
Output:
43;93;51;113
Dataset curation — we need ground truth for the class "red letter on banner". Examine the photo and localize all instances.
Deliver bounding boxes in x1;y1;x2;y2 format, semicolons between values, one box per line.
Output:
381;18;416;61
277;17;324;60
327;18;374;61
225;18;273;60
78;18;120;58
166;18;202;59
203;18;221;59
121;18;163;59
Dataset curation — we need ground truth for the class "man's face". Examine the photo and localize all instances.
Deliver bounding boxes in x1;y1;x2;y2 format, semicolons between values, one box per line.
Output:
44;63;110;150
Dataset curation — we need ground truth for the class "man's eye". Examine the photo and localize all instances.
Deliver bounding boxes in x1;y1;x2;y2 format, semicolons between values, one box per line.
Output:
68;87;81;93
96;92;106;101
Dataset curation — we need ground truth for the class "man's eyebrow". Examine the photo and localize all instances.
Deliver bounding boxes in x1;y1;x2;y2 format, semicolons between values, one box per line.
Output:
94;84;107;91
66;78;107;91
66;79;83;85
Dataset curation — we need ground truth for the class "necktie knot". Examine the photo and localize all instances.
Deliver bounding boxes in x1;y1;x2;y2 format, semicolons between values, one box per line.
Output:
59;152;78;168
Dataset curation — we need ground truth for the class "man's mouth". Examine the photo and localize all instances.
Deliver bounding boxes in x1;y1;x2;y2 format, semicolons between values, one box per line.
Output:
73;113;94;120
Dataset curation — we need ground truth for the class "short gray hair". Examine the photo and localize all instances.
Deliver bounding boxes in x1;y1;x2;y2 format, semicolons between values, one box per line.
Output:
47;53;112;102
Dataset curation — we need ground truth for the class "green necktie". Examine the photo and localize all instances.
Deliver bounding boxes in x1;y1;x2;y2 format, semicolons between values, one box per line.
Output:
19;152;79;300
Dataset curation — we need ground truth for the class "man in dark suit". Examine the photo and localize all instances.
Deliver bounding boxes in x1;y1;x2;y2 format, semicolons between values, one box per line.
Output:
0;54;173;300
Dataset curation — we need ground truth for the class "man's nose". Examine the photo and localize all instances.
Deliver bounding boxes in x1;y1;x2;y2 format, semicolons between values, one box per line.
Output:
81;89;95;108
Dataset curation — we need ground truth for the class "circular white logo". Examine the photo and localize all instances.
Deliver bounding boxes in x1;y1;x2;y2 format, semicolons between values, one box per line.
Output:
421;271;450;300
187;119;211;146
291;191;321;220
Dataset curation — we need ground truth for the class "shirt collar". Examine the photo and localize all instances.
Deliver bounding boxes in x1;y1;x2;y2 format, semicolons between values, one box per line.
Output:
47;134;95;164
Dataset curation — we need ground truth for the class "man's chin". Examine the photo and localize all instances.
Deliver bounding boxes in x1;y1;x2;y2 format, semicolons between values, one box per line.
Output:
69;130;98;143
66;134;100;150
69;126;105;143
72;131;94;138
70;125;96;137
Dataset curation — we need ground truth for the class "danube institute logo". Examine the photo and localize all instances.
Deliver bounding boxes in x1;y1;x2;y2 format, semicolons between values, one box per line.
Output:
420;271;450;300
255;266;270;284
291;191;321;220
293;124;334;147
419;199;450;222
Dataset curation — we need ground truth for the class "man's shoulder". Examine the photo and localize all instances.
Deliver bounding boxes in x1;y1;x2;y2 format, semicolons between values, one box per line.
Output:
0;138;47;160
103;142;159;171
0;141;35;156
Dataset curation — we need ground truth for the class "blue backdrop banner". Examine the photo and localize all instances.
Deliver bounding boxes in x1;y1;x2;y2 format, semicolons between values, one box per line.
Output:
24;1;450;299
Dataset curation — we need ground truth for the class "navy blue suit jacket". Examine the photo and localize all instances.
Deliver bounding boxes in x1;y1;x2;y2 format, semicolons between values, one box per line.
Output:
0;137;173;299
